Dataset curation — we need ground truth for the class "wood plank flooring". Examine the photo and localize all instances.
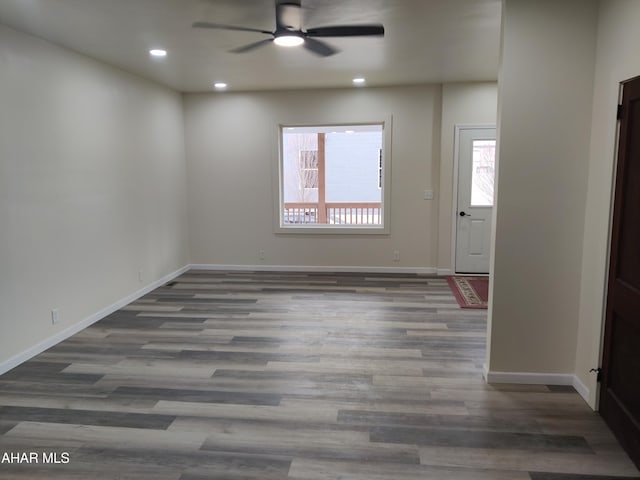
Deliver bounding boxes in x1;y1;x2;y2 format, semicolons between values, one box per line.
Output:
1;270;638;479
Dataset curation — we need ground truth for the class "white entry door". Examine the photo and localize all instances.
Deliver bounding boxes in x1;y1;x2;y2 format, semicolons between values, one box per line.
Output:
455;126;496;273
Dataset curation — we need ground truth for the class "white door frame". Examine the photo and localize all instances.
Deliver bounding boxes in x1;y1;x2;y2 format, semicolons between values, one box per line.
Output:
451;124;496;274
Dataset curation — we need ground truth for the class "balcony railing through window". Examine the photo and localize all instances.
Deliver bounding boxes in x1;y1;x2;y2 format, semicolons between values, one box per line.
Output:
283;202;381;225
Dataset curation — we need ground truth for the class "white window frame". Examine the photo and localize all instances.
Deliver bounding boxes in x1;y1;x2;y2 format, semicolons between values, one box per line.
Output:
273;117;392;235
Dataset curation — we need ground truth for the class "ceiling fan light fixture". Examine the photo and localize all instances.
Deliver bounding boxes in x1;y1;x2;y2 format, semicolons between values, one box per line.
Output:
273;35;304;47
192;5;383;58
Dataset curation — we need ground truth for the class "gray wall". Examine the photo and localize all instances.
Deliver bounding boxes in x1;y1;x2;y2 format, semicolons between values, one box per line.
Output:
576;0;640;406
183;86;441;269
488;0;597;388
0;24;190;367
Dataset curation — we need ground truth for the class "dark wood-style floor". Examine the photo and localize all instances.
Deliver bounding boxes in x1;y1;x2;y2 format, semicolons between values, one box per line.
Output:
1;270;638;479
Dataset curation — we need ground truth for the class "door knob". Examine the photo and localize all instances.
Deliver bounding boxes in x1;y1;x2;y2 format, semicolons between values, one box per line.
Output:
459;211;470;217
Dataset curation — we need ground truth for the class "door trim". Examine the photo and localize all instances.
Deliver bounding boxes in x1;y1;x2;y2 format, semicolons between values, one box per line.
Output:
595;82;625;410
451;124;496;274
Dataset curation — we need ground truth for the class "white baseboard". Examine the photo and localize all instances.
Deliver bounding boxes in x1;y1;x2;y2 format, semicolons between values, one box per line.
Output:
483;366;592;407
437;268;453;276
572;375;591;402
188;264;437;275
0;265;189;376
485;370;574;385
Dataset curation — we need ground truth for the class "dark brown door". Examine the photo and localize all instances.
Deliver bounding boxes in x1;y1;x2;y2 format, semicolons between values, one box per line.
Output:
600;75;640;469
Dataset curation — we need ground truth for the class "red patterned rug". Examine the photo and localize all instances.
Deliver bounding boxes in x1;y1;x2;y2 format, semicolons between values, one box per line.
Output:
446;276;489;309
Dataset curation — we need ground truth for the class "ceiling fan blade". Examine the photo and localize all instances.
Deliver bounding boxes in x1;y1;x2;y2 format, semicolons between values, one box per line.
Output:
306;24;385;37
302;37;338;57
229;38;274;54
192;21;272;35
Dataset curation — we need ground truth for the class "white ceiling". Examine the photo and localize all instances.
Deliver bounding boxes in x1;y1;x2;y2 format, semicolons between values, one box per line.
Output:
0;0;502;93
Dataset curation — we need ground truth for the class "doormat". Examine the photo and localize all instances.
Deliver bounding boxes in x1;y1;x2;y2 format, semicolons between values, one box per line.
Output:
447;276;489;309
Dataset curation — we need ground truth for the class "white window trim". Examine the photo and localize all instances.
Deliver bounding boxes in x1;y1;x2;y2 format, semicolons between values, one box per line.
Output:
273;116;392;235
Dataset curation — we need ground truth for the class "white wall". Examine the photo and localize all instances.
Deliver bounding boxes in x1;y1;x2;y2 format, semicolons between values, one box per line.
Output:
0;25;189;368
438;83;498;273
575;0;640;407
184;86;442;270
488;1;597;377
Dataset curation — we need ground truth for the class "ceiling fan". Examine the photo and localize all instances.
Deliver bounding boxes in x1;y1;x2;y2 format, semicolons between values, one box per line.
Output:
192;1;384;57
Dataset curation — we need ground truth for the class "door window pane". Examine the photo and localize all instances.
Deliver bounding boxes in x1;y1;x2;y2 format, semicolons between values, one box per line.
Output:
471;140;496;206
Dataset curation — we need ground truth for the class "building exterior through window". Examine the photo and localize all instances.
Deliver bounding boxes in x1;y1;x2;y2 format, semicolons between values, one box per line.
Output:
281;124;384;226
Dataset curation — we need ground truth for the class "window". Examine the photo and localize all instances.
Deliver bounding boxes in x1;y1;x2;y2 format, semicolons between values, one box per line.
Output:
278;122;390;233
470;139;496;206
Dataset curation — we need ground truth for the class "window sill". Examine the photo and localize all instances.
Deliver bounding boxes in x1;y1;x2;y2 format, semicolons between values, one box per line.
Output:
275;225;389;235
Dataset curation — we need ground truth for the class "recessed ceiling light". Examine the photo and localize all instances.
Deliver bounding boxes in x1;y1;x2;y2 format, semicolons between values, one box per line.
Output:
274;35;305;47
149;49;167;57
214;82;228;89
352;77;366;85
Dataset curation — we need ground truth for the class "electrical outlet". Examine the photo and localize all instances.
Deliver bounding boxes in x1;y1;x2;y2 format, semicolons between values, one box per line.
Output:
51;309;59;325
393;250;400;262
259;249;265;261
423;189;434;200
